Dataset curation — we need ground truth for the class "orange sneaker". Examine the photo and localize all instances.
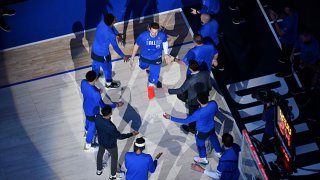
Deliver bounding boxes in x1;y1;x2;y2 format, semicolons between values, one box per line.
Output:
148;86;155;100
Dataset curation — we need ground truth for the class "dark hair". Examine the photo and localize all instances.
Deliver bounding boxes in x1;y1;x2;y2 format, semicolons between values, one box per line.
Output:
193;34;204;44
134;137;146;152
104;14;115;26
197;92;208;104
222;133;234;148
101;105;112;116
85;70;97;82
149;22;160;30
189;60;199;71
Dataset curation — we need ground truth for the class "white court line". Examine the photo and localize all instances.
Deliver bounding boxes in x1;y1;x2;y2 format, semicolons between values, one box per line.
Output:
1;8;183;52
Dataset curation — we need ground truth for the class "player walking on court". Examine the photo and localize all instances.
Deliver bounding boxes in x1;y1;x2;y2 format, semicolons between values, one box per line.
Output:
129;22;172;100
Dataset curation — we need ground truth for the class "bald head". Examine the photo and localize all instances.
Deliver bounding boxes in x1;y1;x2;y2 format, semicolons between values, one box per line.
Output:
200;14;211;24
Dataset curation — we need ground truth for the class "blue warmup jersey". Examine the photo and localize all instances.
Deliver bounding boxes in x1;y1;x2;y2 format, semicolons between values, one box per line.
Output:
136;31;167;60
125;152;157;180
200;0;220;14
171;101;218;133
92;20;125;57
198;19;219;45
280;12;298;45
217;143;241;180
80;80;107;116
294;36;320;65
183;43;217;72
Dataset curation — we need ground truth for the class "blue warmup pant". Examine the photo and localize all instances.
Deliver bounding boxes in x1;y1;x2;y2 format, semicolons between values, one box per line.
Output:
92;60;112;82
195;133;222;158
85;120;96;144
139;59;161;85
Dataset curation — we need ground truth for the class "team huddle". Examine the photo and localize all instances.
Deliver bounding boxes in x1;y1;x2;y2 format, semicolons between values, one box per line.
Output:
81;5;240;180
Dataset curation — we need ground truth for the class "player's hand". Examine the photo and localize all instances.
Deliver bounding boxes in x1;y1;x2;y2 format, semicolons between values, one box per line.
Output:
212;60;218;67
132;131;139;136
155;152;163;160
163;113;171;119
191;163;205;173
123;55;130;62
117;33;124;44
116;101;124;107
164;54;174;64
191;8;197;15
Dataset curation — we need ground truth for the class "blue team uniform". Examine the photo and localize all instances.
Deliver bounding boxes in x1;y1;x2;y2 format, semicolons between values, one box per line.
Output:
125;152;158;180
171;101;222;158
80;80;116;144
294;36;320;65
136;31;167;84
217;143;241;180
198;19;219;45
200;0;220;15
182;43;218;76
279;12;298;45
92;20;125;82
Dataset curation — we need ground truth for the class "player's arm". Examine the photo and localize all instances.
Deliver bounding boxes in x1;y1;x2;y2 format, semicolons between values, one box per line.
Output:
131;43;140;60
110;36;125;58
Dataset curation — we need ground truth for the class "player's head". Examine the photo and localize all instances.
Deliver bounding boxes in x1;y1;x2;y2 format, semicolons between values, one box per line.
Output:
197;92;209;105
193;34;204;45
85;70;97;83
104;13;116;26
200;13;211;24
148;22;160;37
101;105;113;118
189;60;199;72
222;133;234;148
134;137;146;152
284;3;294;15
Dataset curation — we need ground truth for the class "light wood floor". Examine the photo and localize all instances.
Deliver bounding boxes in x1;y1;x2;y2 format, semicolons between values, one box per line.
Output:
0;9;240;180
0;9;193;87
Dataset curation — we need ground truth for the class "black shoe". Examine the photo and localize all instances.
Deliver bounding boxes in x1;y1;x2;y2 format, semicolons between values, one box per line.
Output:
109;176;116;180
105;81;121;89
96;170;103;176
232;17;245;25
156;81;162;88
181;125;190;133
189;128;196;134
1;7;16;16
0;18;10;32
146;69;150;75
91;142;99;148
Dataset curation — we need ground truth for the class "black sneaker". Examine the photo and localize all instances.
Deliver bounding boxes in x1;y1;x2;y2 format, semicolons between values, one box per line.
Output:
1;7;16;16
109;176;116;180
232;17;245;25
96;170;103;176
0;18;10;32
156;81;162;88
105;81;121;89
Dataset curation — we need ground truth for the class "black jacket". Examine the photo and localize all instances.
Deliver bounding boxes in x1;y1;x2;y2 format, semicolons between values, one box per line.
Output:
168;71;212;105
95;114;133;149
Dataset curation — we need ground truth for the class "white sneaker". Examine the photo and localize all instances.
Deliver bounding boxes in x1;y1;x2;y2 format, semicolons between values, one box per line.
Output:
117;172;125;179
84;143;97;152
214;152;222;158
193;156;209;165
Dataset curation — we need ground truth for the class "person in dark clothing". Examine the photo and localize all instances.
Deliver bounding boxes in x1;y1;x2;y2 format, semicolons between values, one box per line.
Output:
191;133;241;180
165;60;212;134
95;105;139;180
261;100;276;148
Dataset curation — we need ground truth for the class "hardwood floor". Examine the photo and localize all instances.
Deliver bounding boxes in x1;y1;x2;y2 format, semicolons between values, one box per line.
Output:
0;9;240;180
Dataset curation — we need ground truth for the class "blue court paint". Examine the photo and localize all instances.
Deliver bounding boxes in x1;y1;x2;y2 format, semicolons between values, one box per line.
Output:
0;41;193;89
0;0;200;50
